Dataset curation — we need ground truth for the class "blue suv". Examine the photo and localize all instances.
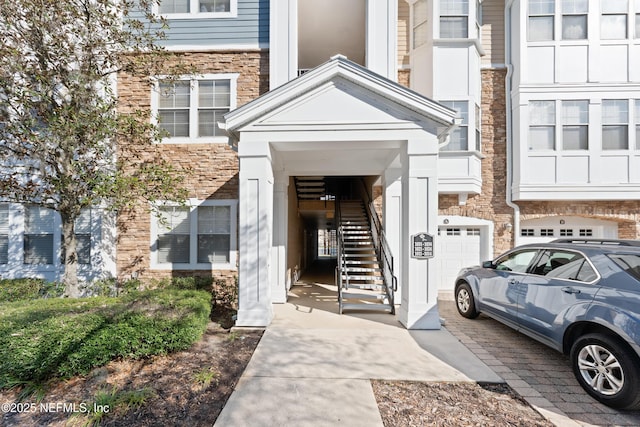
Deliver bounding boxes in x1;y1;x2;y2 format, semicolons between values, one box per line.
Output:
454;239;640;409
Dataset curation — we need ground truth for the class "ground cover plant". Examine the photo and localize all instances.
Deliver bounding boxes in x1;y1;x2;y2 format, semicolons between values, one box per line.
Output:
0;287;211;392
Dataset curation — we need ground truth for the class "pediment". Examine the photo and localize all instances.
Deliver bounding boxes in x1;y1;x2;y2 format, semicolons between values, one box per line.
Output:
253;78;422;128
222;55;456;141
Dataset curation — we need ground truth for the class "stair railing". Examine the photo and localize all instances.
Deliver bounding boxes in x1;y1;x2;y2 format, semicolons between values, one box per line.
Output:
358;179;398;313
335;199;346;313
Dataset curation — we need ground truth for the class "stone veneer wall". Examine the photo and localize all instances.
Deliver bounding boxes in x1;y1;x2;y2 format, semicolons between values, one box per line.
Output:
438;68;514;255
116;50;268;282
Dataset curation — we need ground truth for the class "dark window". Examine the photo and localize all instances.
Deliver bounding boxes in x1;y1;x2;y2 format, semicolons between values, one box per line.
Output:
609;254;640;282
532;250;597;282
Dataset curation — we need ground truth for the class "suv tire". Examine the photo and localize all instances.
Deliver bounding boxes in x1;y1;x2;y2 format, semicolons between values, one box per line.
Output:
455;282;479;319
570;333;640;410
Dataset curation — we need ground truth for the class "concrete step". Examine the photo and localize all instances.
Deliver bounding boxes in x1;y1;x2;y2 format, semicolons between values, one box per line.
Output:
341;292;386;301
341;302;393;312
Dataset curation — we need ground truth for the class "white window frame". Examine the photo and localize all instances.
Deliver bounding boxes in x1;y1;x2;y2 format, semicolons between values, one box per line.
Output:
150;199;238;270
561;100;588;150
635;99;640;149
0;204;8;264
439;0;470;38
413;0;429;49
528;0;555;41
151;74;239;144
602;99;629;150
529;100;556;151
601;0;629;40
561;0;588;40
155;0;238;19
440;100;470;151
635;0;640;38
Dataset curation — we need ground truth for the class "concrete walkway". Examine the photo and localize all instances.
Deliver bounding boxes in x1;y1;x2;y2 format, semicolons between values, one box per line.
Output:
215;261;500;426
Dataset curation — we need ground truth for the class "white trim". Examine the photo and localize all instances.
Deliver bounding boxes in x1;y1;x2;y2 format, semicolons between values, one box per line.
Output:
151;73;239;144
155;0;238;19
149;199;238;271
162;43;268;52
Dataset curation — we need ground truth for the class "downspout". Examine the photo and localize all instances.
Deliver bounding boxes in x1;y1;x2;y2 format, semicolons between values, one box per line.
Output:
505;0;520;247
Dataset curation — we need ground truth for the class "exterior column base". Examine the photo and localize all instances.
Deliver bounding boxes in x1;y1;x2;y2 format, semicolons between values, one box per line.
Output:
398;303;441;330
235;307;274;327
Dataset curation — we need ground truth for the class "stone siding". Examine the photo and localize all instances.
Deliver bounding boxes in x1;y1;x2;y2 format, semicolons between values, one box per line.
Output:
116;50;268;282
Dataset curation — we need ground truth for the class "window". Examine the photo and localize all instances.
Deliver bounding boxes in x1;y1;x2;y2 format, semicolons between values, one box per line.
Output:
601;0;628;40
197;206;230;263
441;101;468;150
157;206;190;264
0;205;8;264
579;229;593;237
562;0;588;39
440;0;469;38
602;100;629;150
529;101;556;150
467;228;481;236
521;229;535;237
62;209;91;265
495;250;538;273
413;0;429;48
158;0;235;17
636;0;640;38
562;100;588;150
474;103;481;151
446;228;462;236
154;202;236;268
529;0;555;41
560;229;573;236
635;100;640;148
532;250;597;282
540;229;554;236
609;254;640;281
24;206;54;264
155;75;237;142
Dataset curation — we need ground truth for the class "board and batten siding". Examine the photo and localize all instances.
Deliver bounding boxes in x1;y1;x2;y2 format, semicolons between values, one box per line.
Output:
158;0;269;49
398;0;410;68
480;0;505;66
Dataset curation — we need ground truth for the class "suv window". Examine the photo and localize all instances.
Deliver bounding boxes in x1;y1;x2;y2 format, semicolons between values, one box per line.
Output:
495;249;539;273
531;250;597;282
609;254;640;282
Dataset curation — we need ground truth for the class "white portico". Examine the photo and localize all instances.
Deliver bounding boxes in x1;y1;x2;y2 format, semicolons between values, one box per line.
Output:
222;55;457;329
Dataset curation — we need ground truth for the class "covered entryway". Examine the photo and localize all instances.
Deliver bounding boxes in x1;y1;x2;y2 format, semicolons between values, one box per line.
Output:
221;55;457;329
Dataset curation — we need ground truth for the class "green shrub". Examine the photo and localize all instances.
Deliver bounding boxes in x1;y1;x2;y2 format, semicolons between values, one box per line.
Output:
0;288;211;388
0;279;65;302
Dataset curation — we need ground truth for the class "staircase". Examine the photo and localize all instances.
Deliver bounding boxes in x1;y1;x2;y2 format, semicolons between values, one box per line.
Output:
337;200;395;314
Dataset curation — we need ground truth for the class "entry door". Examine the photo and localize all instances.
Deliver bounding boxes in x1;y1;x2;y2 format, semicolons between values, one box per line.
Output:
436;227;482;291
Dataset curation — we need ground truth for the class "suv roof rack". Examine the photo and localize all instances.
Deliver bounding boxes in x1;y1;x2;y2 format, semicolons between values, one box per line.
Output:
551;239;640;247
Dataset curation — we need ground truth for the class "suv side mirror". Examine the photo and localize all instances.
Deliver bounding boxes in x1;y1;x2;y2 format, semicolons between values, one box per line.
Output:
482;260;496;269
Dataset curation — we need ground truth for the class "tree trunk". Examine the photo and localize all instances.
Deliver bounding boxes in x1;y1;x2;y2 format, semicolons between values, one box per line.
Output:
61;212;81;297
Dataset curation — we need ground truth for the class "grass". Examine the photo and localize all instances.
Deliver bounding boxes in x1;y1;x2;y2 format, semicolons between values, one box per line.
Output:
0;288;212;392
192;367;219;389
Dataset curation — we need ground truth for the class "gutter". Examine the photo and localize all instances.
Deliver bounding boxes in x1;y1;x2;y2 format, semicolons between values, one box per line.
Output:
505;0;520;247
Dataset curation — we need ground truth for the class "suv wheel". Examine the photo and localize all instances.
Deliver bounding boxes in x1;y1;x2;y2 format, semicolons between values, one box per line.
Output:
455;282;479;319
570;333;640;409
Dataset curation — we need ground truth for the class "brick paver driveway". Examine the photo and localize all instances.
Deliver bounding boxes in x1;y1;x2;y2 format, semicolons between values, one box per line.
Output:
439;300;640;427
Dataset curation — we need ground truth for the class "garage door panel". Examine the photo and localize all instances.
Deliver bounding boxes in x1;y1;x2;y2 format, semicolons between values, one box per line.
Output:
436;227;483;291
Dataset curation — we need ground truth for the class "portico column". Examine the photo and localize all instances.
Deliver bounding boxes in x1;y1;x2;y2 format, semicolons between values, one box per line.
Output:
398;138;440;330
271;170;289;303
383;166;402;302
236;141;274;327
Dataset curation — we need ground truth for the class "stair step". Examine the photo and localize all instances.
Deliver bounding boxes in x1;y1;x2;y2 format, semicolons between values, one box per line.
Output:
342;275;384;281
342;283;385;290
345;267;382;273
341;303;393;312
345;260;379;265
341;292;386;301
342;254;377;258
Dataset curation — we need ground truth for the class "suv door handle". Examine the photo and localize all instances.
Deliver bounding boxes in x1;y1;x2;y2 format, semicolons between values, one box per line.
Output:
508;279;519;285
561;286;581;294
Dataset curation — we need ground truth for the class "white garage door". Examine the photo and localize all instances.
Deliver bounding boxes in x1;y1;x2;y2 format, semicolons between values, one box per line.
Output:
436;227;482;292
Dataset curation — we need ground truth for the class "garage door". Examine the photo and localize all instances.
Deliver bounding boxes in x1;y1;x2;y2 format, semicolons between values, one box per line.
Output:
436;227;482;292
